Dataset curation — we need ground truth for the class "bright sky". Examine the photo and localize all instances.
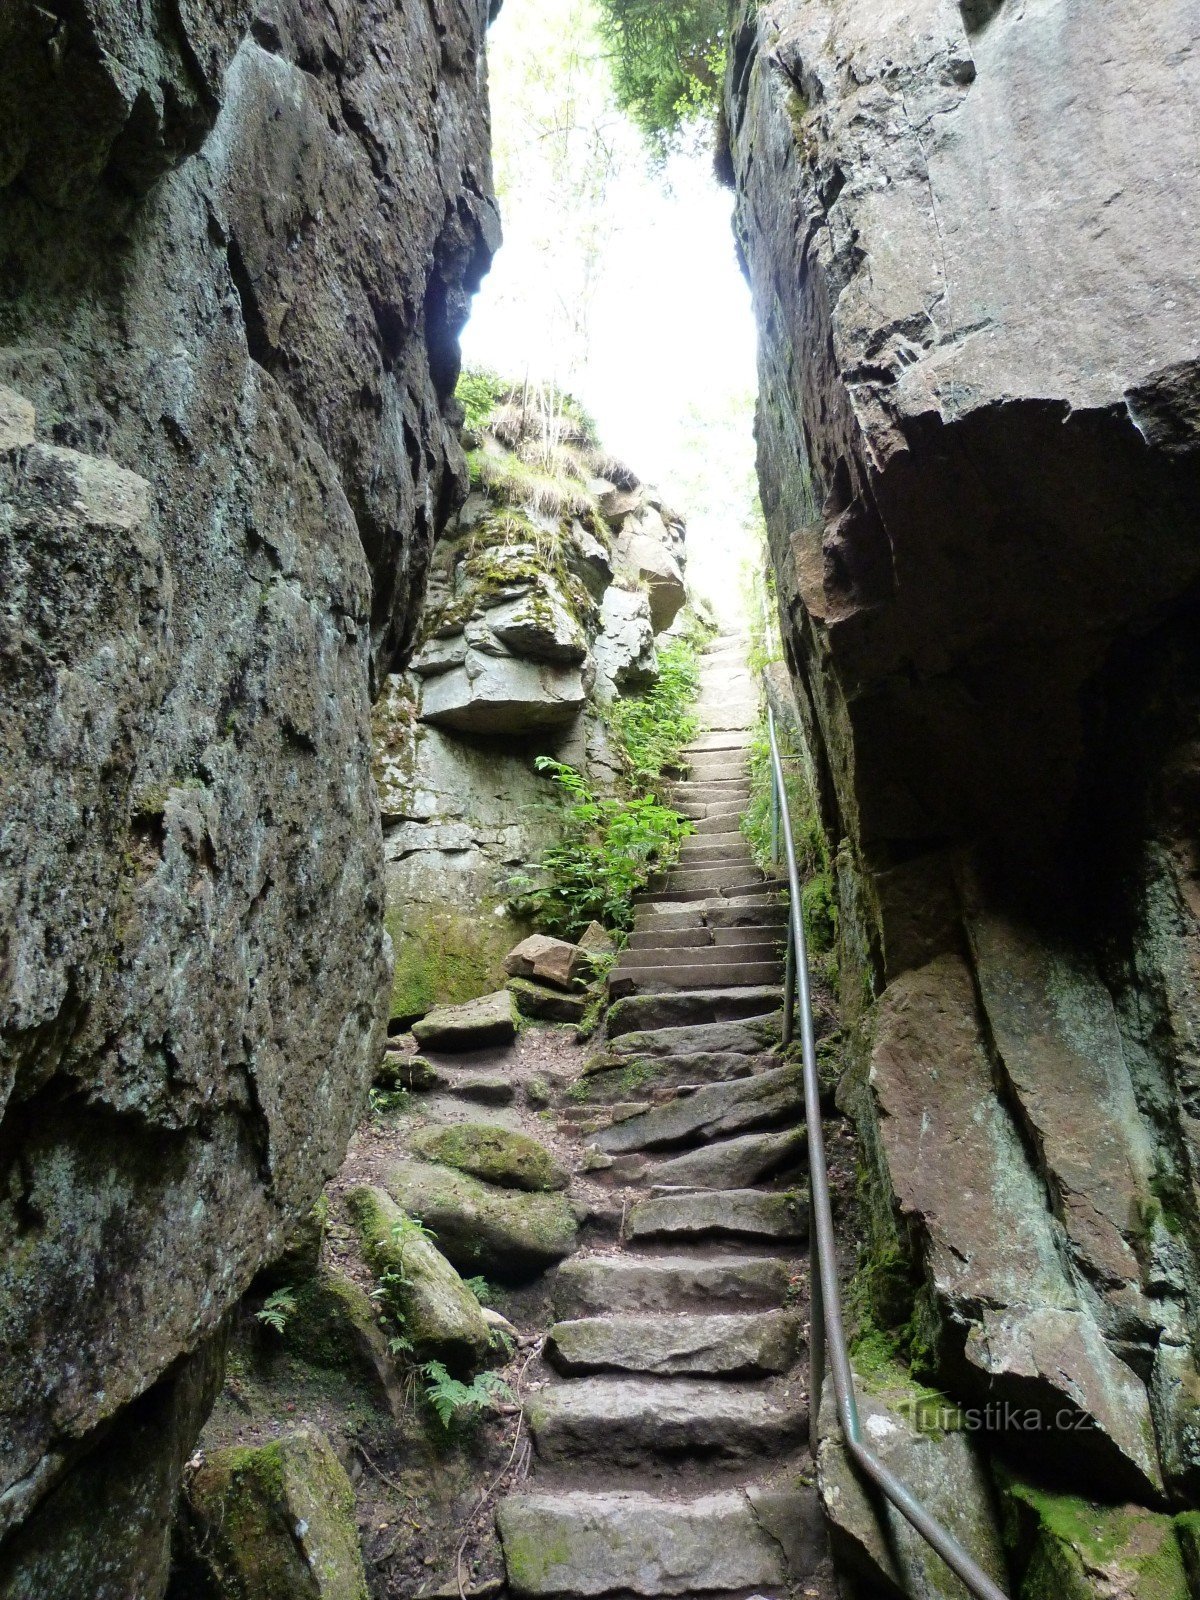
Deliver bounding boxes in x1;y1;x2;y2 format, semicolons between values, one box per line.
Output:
459;0;762;623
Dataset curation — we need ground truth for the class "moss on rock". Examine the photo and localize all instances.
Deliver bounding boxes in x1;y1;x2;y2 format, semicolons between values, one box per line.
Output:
385;903;511;1025
999;1472;1189;1600
182;1425;368;1600
410;1122;569;1192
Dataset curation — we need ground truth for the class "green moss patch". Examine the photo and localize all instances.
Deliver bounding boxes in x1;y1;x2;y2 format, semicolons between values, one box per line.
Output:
385;903;511;1024
410;1122;569;1193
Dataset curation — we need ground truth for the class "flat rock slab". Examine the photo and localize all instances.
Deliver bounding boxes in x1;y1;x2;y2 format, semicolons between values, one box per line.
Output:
648;1127;806;1190
508;976;589;1023
528;1376;806;1465
413;990;517;1052
606;1014;784;1060
595;1064;802;1153
504;933;584;990
553;1253;792;1317
410;1122;569;1192
385;1159;577;1282
547;1310;802;1377
607;987;783;1039
627;1188;808;1244
497;1488;801;1596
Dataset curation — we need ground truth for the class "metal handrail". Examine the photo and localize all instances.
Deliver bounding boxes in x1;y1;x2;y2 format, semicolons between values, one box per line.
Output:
765;704;1010;1600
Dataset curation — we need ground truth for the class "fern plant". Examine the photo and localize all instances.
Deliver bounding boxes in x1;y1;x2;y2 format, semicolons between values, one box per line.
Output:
508;758;691;938
255;1287;296;1335
423;1362;514;1431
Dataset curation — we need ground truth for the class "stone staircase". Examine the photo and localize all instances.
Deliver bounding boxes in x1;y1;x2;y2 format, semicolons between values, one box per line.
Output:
496;633;836;1600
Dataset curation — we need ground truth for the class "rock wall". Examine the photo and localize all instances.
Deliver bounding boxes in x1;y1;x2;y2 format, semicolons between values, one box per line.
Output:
726;0;1200;1540
373;381;690;1023
0;3;498;1592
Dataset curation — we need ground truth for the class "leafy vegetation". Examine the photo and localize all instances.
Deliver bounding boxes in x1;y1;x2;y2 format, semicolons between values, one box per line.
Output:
423;1362;514;1431
593;0;728;153
509;758;692;938
605;634;701;788
456;367;510;431
464;1275;496;1307
254;1286;297;1335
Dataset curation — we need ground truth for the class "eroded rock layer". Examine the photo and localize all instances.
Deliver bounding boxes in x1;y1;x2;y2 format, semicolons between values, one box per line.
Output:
727;0;1200;1513
0;2;498;1591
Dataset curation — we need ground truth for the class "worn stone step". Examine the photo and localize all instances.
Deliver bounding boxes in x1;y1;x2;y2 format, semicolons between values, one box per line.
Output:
609;960;785;996
620;937;780;963
547;1310;802;1377
668;780;752;804
647;1127;806;1190
692;807;750;832
527;1376;807;1465
626;1188;808;1244
607;987;783;1038
580;1051;779;1100
497;1486;807;1597
596;1065;801;1154
632;900;787;934
637;879;780;905
683;761;751;785
683;731;754;753
656;865;765;893
606;1013;783;1060
680;833;753;859
552;1253;793;1316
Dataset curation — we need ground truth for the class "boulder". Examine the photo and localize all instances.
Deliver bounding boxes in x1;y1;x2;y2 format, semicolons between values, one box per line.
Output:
599;484;643;521
346;1187;491;1371
409;1122;569;1193
278;1266;405;1416
613;531;686;634
384;1159;578;1282
504;934;585;991
577;922;616;960
412;991;518;1053
180;1426;369;1600
482;583;588;664
593;585;658;703
816;1367;1007;1600
508;977;590;1024
418;650;590;734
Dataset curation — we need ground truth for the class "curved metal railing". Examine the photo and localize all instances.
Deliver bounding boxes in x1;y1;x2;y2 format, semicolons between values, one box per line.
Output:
765;704;1010;1600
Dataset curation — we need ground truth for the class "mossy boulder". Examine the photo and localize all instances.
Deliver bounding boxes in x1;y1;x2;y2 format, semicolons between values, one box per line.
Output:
385;1158;578;1282
412;989;518;1052
410;1122;569;1192
346;1186;491;1372
999;1473;1189;1600
508;976;590;1024
181;1426;368;1600
274;1265;403;1413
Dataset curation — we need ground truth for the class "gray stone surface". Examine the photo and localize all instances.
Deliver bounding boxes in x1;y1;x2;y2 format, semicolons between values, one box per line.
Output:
504;934;584;990
413;991;518;1052
626;1187;808;1244
548;1310;801;1378
596;1064;802;1153
817;1369;1007;1600
0;0;497;1579
385;1159;577;1282
648;1128;806;1190
497;1489;800;1597
528;1376;806;1464
553;1253;792;1317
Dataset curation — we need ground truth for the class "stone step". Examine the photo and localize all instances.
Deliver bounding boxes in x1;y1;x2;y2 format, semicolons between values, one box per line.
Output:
626;1188;808;1244
691;807;749;832
527;1376;807;1466
606;1013;783;1059
607;987;783;1038
497;1486;808;1597
683;760;751;784
646;1127;806;1190
668;780;752;804
609;960;785;996
632;900;787;934
680;832;752;859
546;1309;802;1378
580;1051;777;1100
596;1065;801;1154
683;732;754;753
620;936;781;961
552;1252;793;1316
638;880;779;905
658;864;766;892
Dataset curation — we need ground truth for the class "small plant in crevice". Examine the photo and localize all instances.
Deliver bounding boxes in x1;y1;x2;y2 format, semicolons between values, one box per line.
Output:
422;1362;514;1432
507;758;692;939
368;1084;411;1120
369;1215;436;1356
464;1275;496;1307
255;1287;297;1335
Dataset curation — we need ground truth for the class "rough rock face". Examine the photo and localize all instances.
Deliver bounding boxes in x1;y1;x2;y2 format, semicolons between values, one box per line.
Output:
0;1;497;1591
726;0;1200;1518
374;387;690;1024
